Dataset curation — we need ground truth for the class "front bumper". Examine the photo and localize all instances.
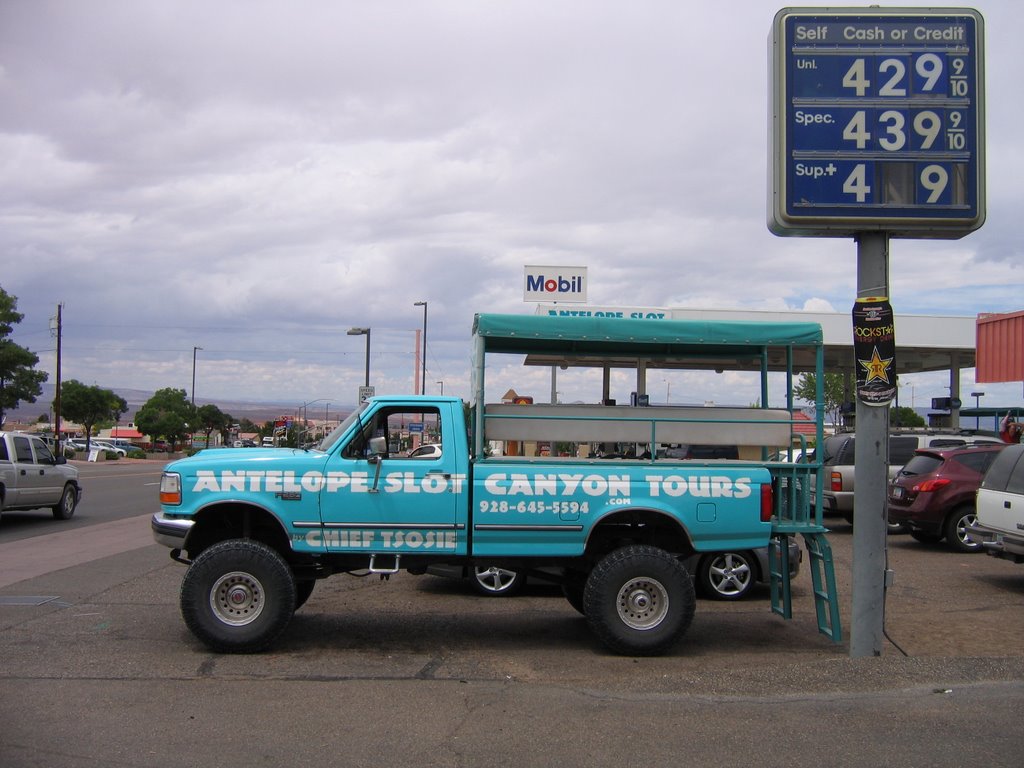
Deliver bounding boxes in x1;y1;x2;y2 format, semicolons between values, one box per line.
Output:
151;512;194;549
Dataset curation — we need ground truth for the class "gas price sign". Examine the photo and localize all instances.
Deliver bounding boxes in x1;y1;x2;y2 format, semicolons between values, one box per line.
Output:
770;7;985;238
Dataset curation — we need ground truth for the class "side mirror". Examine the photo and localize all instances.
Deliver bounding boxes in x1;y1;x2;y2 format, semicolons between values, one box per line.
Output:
368;436;388;458
53;455;67;465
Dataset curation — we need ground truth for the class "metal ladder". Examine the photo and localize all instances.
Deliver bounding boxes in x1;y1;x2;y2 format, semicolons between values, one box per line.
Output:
770;532;842;642
803;532;842;642
770;532;839;638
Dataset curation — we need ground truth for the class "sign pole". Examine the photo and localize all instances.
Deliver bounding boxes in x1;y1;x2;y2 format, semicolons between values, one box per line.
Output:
771;7;985;656
851;231;891;657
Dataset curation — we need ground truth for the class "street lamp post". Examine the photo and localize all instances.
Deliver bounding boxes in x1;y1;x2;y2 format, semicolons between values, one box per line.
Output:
191;346;203;406
971;391;985;429
414;301;427;395
347;327;371;387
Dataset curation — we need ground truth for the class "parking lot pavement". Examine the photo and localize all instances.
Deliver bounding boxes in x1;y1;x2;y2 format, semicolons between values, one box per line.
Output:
1;525;1023;767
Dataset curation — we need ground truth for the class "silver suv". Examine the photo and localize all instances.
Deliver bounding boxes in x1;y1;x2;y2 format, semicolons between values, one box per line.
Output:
816;431;1003;530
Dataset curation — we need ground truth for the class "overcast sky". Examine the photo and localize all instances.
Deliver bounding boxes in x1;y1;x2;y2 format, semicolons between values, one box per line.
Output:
2;0;1022;420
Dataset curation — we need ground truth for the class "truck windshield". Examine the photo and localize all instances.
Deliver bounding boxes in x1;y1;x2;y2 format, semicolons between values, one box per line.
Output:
317;403;368;452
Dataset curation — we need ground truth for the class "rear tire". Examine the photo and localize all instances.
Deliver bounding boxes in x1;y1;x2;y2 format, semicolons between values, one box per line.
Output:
583;545;695;656
945;507;983;553
180;540;296;653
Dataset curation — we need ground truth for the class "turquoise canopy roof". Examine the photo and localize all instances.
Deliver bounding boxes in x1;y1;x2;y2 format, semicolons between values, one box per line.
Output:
472;313;822;362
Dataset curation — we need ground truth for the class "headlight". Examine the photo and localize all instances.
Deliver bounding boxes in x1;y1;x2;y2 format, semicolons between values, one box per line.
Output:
160;472;182;505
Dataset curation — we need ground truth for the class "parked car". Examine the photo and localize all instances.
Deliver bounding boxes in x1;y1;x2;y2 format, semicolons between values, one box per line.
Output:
408;443;442;459
106;439;141;453
815;430;1003;532
428;538;802;601
887;443;1007;552
970;443;1024;563
90;440;127;457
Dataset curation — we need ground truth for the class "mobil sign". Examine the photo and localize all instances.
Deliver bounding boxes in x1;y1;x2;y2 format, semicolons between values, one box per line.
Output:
523;265;587;303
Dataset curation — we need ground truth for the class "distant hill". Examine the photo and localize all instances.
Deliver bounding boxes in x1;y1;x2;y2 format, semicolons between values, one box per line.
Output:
8;383;353;426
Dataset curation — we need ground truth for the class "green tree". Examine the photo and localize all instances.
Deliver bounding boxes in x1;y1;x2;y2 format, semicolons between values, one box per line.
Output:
0;286;48;425
60;380;128;450
793;372;847;429
891;405;925;428
136;388;195;449
196;403;229;447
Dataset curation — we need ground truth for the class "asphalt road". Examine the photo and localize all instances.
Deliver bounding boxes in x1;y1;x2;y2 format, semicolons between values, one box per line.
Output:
0;459;164;544
1;459;1022;767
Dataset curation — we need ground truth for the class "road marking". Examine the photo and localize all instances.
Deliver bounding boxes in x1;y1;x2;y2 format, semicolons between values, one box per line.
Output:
0;514;156;589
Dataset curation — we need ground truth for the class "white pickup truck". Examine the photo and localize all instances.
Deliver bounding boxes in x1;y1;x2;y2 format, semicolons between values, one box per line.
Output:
0;431;82;521
972;443;1024;562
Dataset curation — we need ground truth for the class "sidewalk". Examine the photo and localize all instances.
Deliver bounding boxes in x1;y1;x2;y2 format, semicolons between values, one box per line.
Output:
0;513;154;588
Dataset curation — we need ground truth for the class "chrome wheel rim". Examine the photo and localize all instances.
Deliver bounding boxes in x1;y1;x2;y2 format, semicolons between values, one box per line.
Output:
957;513;980;547
708;553;752;597
474;566;518;593
616;577;669;630
210;571;265;626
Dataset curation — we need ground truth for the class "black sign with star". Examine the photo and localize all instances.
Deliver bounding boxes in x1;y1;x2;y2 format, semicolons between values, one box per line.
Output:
853;297;897;406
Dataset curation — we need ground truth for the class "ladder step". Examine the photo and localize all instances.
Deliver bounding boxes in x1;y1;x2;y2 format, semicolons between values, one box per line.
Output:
768;535;793;619
802;532;842;643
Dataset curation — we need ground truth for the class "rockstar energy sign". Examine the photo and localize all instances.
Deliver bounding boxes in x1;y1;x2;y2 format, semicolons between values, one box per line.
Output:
853;297;896;406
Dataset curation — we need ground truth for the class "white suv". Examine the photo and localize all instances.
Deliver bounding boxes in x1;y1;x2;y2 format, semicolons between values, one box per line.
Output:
971;443;1024;562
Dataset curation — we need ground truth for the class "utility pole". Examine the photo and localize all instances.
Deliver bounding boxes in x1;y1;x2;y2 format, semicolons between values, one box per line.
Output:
53;303;63;450
414;301;427;395
191;346;203;405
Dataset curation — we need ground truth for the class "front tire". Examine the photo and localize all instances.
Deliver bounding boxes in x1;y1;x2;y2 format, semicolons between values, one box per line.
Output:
583;545;695;656
180;540;297;653
51;485;77;520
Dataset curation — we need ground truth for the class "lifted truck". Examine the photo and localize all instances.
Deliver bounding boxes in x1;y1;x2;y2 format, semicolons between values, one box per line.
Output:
153;313;838;655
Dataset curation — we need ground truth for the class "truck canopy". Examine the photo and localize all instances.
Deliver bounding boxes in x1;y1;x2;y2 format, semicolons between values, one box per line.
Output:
470;313;825;448
471;313;823;369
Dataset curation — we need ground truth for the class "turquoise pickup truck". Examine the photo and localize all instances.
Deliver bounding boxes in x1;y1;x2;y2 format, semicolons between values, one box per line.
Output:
153;313;837;655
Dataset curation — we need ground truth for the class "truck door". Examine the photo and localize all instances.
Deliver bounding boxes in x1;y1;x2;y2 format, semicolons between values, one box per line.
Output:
10;436;53;506
317;404;465;556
